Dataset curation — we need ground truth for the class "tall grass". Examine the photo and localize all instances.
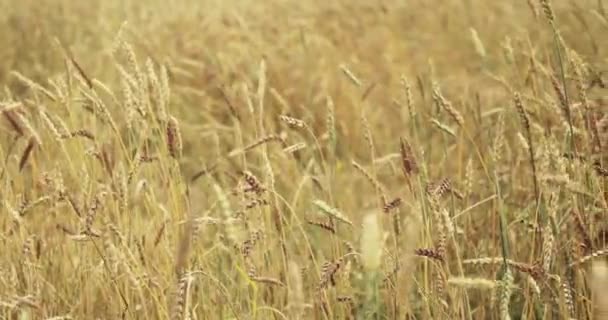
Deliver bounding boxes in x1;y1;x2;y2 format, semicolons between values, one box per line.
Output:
1;0;607;319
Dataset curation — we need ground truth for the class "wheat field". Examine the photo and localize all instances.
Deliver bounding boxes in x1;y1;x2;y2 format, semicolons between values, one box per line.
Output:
1;0;607;319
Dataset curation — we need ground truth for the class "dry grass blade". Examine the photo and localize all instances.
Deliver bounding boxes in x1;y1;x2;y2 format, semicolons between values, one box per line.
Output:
1;2;607;318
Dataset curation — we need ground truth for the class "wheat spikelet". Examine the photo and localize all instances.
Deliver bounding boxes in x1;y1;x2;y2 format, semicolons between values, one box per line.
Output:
469;28;486;58
146;58;162;110
383;198;402;213
430;118;456;137
560;279;575;317
167;116;182;159
64;49;93;90
360;111;375;157
106;223;127;245
432;85;464;127
539;0;555;23
19;137;37;172
426;178;453;199
235;134;285;155
243;198;268;210
326;96;337;153
241;171;265;195
514;93;530;131
245;258;258;279
83;193;104;236
463;257;519;267
340;65;362;87
118;170;128;214
401;76;416;120
317;257;343;291
279;115;305;129
415;248;443;262
283;142;307;154
541;224;554;272
170;273;193;320
252;276;284;286
313;200;352;226
16;111;42;145
399;137;418;177
497;267;514;320
550;74;568;111
492;114;505;163
127;155;143;184
121;77;139;127
306;218;336;234
2;108;24;136
464;159;474;197
434;269;447;306
238;230;262;258
39;110;67;142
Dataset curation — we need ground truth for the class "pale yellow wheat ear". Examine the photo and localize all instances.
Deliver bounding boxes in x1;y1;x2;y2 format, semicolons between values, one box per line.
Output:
313;199;352;226
361;213;382;272
448;277;498;290
497;267;514;320
469;28;486;59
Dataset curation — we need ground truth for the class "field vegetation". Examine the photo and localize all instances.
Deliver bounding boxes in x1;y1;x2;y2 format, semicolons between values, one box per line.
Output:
1;0;607;319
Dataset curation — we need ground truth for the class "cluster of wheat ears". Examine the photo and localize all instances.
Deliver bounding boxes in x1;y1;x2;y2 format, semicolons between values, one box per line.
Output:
1;0;608;319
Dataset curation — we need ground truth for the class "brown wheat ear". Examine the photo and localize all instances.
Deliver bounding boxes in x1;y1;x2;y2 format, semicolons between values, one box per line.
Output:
19;137;37;171
415;248;444;262
317;257;343;291
399;137;418;176
166;116;182;159
241;170;265;195
307;218;336;234
383;197;402;213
